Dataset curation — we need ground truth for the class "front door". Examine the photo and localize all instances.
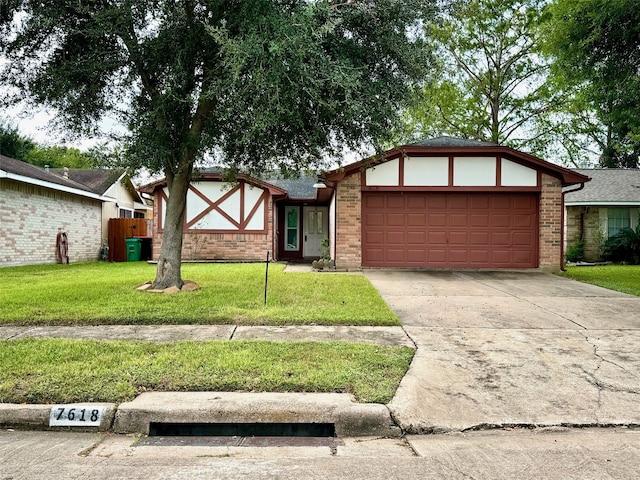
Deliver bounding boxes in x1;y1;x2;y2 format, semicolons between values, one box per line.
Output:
303;206;329;257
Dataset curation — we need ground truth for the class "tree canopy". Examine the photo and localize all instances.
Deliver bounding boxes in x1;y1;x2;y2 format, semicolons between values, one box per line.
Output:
404;0;557;154
0;1;436;288
545;0;640;167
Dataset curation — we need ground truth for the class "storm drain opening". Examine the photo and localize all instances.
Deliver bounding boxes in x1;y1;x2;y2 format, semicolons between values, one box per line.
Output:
138;422;339;447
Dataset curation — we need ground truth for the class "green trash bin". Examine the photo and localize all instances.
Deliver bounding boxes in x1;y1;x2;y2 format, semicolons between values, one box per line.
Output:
125;237;142;262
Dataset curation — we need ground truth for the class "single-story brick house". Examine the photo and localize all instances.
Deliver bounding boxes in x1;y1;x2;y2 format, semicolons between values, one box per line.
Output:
565;169;640;261
0;156;151;267
0;155;108;266
142;137;590;271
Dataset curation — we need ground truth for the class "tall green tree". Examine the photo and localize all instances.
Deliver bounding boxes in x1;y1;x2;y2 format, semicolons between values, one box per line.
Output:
545;0;640;167
0;122;35;160
405;0;558;152
0;1;435;289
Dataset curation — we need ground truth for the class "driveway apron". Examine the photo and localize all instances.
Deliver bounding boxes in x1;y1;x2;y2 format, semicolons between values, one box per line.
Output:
365;270;640;433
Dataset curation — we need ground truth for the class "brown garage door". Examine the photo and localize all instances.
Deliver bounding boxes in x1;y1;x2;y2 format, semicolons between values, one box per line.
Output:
362;192;538;268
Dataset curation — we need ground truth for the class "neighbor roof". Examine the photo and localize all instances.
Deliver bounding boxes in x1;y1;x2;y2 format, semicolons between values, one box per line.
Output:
0;155;110;201
51;168;125;195
565;169;640;205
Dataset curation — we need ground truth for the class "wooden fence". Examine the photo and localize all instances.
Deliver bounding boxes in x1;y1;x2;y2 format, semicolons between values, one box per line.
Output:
108;218;149;262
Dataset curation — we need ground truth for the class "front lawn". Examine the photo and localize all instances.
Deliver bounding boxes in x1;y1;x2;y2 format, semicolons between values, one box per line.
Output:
0;262;397;325
0;339;413;404
561;265;640;296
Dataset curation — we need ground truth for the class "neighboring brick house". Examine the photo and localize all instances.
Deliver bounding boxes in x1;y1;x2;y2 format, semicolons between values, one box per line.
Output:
565;169;640;262
0;155;108;266
143;138;589;271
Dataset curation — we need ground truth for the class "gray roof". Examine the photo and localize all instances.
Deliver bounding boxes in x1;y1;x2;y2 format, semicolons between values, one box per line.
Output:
0;155;94;193
51;168;125;195
263;175;317;199
565;169;640;204
408;136;500;147
195;167;318;200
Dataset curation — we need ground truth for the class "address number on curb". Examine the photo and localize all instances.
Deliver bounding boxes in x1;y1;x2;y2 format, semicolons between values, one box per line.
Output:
49;405;106;427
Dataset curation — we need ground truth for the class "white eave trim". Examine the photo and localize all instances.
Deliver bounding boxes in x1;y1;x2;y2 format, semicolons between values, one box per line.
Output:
0;170;112;202
565;201;640;207
134;201;152;211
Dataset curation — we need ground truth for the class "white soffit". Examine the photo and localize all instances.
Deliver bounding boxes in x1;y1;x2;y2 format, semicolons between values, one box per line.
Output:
453;157;496;186
404;156;449;186
366;158;399;186
501;159;537;186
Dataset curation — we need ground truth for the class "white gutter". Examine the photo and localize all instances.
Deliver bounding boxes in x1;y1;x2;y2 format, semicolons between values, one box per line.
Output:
0;169;112;202
565;201;640;207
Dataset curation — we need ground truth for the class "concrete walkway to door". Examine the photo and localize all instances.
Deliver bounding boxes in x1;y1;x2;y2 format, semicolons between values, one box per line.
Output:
364;270;640;433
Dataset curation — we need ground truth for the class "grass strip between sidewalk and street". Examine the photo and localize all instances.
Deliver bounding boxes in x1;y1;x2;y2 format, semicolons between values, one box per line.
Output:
0;339;413;405
0;262;398;325
561;265;640;296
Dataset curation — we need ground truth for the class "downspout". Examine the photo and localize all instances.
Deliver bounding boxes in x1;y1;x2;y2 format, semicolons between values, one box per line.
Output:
561;182;585;271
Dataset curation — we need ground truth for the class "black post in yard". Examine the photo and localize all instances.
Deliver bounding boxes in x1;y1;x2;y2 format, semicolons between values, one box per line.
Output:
264;251;270;306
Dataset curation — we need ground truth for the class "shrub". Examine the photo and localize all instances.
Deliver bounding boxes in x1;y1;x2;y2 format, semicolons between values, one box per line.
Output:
601;225;640;264
565;240;585;263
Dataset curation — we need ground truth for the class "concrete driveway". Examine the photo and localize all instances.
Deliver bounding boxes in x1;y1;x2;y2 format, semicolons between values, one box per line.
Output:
364;270;640;433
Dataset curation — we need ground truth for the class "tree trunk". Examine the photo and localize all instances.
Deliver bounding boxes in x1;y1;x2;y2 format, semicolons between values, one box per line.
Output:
152;166;192;290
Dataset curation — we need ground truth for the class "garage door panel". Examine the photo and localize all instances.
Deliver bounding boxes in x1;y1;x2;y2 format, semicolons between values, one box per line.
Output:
365;230;384;244
428;213;447;226
362;192;538;268
428;231;447;244
407;213;426;226
387;231;405;244
470;214;490;227
365;212;384;226
386;249;405;262
387;195;406;208
449;231;468;245
407;231;426;244
450;214;468;226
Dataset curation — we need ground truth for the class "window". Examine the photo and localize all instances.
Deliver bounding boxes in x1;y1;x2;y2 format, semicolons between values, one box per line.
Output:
608;208;630;237
119;208;133;218
285;207;299;251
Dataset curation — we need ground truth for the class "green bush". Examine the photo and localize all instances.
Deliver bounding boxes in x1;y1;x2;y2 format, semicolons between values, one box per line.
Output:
565;240;585;263
602;225;640;264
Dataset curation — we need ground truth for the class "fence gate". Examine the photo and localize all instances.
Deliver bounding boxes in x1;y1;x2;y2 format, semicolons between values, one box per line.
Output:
108;218;149;262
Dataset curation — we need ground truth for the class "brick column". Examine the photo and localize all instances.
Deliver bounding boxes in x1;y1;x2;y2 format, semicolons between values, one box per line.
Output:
334;172;362;269
539;174;562;271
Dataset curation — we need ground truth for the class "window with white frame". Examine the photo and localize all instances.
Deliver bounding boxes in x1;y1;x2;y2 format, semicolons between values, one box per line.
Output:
607;208;630;237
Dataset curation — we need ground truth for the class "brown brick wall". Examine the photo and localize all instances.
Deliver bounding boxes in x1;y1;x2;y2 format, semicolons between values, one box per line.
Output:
0;179;102;267
151;191;273;261
566;206;604;262
334;172;362;269
539;174;562;270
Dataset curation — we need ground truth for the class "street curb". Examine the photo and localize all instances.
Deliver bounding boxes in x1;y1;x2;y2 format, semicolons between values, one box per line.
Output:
1;393;400;437
0;403;116;431
113;392;401;438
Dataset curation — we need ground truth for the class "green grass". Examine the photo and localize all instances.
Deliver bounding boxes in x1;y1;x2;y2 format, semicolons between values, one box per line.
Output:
561;265;640;296
0;262;397;325
0;339;413;404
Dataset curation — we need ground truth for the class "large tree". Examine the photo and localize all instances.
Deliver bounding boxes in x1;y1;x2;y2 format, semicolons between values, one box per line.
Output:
545;0;640;167
405;0;558;152
0;1;435;288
